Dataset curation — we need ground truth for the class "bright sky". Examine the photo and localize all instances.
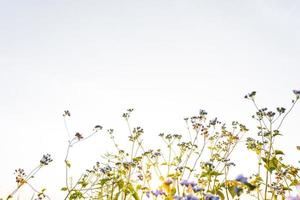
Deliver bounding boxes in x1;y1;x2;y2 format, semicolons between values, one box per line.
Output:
1;0;300;199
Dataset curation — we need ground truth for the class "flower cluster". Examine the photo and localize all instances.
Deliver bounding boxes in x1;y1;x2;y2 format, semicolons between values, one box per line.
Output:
40;154;53;166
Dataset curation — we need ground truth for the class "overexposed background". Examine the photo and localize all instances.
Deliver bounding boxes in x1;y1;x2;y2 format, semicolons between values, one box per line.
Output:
0;0;300;199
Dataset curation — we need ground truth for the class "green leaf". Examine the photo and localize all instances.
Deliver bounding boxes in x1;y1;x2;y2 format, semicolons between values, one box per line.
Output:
275;150;284;155
210;171;223;176
262;156;279;172
65;160;71;168
217;190;225;200
228;186;236;198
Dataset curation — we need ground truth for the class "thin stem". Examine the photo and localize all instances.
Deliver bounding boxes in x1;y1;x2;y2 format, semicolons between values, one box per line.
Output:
167;143;172;175
251;99;269;131
264;123;273;200
187;137;207;180
276;98;298;130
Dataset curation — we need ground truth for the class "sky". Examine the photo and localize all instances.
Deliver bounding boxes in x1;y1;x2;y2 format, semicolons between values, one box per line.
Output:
0;0;300;199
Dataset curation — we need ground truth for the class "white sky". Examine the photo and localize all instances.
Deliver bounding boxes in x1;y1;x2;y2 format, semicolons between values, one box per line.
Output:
0;0;300;199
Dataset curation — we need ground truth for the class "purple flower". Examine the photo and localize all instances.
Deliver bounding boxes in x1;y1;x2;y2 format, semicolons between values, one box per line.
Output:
180;179;189;187
151;189;165;197
180;179;197;187
186;194;199;200
174;196;184;200
174;194;200;200
164;179;173;185
189;181;197;187
234;186;243;196
192;186;203;193
205;194;220;200
293;90;300;95
146;191;150;198
235;174;248;184
287;196;300;200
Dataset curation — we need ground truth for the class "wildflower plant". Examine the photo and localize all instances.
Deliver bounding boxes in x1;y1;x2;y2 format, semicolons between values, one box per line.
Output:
244;91;300;200
59;107;253;199
4;91;300;200
6;154;53;200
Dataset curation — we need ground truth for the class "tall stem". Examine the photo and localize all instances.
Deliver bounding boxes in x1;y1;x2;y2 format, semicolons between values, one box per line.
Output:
264;123;273;200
